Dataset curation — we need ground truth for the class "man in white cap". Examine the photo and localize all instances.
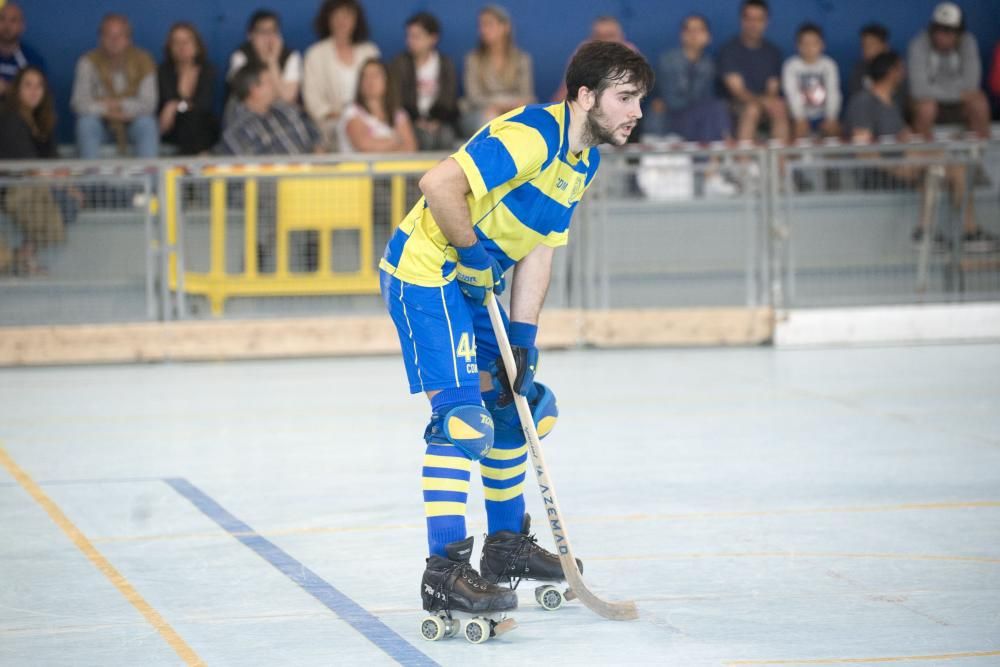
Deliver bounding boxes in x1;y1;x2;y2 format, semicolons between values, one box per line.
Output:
907;1;989;139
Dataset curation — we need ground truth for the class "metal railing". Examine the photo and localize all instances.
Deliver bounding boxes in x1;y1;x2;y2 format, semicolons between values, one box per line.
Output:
1;140;998;328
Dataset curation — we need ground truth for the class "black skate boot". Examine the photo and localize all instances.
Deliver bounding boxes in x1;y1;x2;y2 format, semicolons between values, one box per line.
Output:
421;537;518;614
480;513;584;586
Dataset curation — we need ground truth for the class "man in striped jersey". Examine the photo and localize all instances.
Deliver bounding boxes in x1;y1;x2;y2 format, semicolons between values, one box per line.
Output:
380;41;653;615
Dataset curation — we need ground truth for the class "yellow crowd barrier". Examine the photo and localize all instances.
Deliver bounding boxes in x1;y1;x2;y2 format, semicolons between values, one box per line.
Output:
165;160;438;315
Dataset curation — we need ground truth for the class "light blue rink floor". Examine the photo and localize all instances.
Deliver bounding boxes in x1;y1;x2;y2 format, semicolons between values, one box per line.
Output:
1;344;999;667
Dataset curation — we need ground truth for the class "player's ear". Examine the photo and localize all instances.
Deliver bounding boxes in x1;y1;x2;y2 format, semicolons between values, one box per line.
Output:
576;86;596;112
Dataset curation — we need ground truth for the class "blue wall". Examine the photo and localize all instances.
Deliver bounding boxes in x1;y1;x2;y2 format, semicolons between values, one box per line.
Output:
18;0;1000;142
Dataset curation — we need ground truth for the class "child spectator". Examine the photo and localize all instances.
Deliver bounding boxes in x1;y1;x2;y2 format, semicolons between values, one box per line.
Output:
70;13;158;158
158;22;219;155
337;58;416;153
460;5;534;137
782;23;841;139
303;0;379;150
389;12;458;151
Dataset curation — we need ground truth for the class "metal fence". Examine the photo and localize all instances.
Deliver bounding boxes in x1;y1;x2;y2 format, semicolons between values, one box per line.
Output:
1;140;998;328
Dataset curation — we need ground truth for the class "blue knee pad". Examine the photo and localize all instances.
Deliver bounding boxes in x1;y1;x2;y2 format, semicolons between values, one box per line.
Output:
486;382;559;448
424;404;494;460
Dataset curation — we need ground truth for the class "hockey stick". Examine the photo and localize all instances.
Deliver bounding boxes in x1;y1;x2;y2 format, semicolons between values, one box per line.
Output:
486;296;639;621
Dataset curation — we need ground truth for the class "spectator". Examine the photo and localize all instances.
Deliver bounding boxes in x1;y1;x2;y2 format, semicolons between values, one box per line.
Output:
70;13;158;158
846;52;996;253
848;24;910;119
0;1;45;99
389;12;458;151
337;58;416;153
226;10;301;115
303;0;379;150
460;5;534;137
550;15;638;102
0;66;55;159
782;23;840;139
718;0;789;144
217;61;320;156
908;2;990;139
0;66;64;274
652;15;731;143
158;22;219;155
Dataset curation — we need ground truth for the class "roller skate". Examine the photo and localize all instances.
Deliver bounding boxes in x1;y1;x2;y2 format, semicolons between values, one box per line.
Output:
480;514;584;611
419;536;518;644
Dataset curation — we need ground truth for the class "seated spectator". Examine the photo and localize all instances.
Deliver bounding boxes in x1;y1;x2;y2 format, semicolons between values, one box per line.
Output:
303;0;379;150
718;0;789;144
0;66;67;274
550;15;638;102
70;13;158;158
0;66;55;159
217;62;320;156
460;5;534;137
389;12;458;151
0;1;46;100
847;23;909;114
226;10;301;118
846;52;996;253
782;23;840;139
158;22;219;155
908;2;990;139
652;15;731;143
337;58;416;153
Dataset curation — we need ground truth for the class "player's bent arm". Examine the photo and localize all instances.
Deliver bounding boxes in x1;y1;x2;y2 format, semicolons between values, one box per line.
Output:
510;244;554;326
419;158;476;247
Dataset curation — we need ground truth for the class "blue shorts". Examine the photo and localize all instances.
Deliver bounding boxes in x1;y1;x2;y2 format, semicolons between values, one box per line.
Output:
381;270;509;394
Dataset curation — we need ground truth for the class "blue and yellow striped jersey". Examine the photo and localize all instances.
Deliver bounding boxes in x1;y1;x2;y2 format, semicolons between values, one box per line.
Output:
379;102;601;287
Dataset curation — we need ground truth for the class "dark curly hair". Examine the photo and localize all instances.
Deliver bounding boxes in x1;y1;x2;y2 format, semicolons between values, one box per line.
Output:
565;41;654;102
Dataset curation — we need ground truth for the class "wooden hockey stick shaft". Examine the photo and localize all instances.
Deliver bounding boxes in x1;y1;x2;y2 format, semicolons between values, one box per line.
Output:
486;296;639;621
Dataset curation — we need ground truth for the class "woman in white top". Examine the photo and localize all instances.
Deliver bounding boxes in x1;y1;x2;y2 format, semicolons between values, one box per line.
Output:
303;0;380;149
338;59;417;153
226;10;301;108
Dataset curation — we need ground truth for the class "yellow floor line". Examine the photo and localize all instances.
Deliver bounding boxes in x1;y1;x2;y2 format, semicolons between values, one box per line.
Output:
724;649;1000;665
0;446;204;667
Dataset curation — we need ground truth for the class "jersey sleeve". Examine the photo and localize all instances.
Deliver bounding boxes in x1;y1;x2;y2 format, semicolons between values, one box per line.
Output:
452;119;550;201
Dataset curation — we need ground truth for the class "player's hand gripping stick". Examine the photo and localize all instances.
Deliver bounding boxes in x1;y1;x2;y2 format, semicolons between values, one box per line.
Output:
485;297;639;622
455;242;506;306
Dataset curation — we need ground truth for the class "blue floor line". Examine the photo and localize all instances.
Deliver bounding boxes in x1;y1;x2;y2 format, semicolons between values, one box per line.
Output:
163;477;439;667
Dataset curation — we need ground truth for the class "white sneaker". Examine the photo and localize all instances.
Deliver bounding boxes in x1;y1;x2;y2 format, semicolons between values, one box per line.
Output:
704;173;738;197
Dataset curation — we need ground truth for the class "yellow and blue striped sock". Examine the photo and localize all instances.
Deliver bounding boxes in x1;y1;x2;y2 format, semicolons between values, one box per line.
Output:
423;442;473;557
481;437;527;535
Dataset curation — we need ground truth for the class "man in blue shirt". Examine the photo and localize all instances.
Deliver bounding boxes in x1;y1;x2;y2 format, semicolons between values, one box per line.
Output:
717;0;789;144
0;2;45;99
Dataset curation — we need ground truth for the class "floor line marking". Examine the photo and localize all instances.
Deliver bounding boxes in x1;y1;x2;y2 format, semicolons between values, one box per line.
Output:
588;551;1000;565
0;446;204;667
163;477;439;667
724;649;1000;665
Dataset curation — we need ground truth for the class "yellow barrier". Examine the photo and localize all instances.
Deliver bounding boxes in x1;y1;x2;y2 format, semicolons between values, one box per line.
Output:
165;160;439;315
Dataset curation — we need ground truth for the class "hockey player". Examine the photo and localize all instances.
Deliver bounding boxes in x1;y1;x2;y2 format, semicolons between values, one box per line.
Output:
379;40;653;619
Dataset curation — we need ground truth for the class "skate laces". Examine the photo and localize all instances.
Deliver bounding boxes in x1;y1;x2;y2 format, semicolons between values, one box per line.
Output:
500;532;540;590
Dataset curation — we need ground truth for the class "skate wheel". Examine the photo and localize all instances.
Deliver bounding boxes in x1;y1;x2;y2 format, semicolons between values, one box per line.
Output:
464;617;491;644
443;617;460;638
420;615;446;641
535;585;564;611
